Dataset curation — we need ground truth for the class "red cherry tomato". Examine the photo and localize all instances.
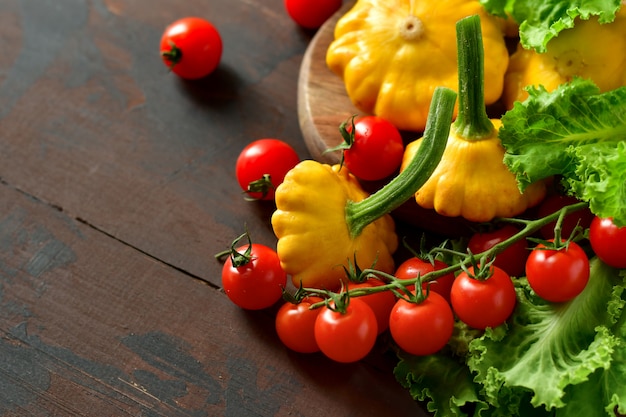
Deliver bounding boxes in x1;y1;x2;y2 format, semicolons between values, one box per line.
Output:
341;116;405;181
589;217;626;268
450;265;516;330
537;194;594;240
394;258;455;304
235;139;300;200
314;299;378;363
160;17;223;80
526;240;590;303
275;296;324;353
347;279;396;334
389;291;454;356
284;0;343;29
221;244;287;310
467;225;528;277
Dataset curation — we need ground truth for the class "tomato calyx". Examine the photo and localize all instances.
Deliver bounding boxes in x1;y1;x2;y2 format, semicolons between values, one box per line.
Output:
324;114;358;169
215;231;254;267
243;174;274;201
161;41;183;70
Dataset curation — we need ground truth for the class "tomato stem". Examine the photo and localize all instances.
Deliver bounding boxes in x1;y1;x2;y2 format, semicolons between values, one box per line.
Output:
161;41;183;69
345;87;457;238
296;201;590;301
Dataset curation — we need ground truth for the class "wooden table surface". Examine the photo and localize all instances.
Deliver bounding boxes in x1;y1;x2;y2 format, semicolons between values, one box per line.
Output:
0;1;430;416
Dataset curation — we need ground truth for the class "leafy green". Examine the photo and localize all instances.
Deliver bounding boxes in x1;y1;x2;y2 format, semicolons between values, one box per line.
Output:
479;0;622;52
498;78;626;226
395;258;626;417
394;352;488;417
469;258;625;412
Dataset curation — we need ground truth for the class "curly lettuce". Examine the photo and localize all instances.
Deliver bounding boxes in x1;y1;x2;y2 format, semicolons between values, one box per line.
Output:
479;0;622;52
498;78;626;226
395;258;626;417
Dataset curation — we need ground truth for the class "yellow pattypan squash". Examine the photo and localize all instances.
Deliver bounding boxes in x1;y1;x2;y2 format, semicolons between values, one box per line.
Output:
401;16;546;223
326;0;509;132
503;7;626;109
271;87;457;290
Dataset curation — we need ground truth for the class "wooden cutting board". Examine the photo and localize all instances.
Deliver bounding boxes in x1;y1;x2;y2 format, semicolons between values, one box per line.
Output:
297;2;358;164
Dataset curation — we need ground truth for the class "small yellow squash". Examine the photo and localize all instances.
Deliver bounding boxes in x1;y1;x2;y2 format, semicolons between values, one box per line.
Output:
326;0;509;132
502;7;626;109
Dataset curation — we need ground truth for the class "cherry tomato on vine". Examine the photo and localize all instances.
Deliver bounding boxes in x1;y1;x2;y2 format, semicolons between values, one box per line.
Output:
467;225;528;277
394;258;455;304
221;243;287;310
389;291;454;356
526;240;590;303
347;278;396;334
284;0;343;29
235;139;300;200
537;194;593;240
275;296;324;353
338;115;405;181
160;17;223;80
589;217;626;268
314;298;378;363
450;265;516;330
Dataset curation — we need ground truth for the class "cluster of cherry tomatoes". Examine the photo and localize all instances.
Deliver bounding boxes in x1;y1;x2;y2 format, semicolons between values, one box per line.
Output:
219;128;626;364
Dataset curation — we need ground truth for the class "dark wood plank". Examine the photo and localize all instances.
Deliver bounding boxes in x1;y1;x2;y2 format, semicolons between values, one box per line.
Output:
0;0;312;288
0;183;427;416
0;0;433;415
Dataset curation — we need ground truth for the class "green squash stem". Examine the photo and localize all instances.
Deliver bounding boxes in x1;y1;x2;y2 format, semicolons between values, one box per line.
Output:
345;87;457;238
453;15;495;140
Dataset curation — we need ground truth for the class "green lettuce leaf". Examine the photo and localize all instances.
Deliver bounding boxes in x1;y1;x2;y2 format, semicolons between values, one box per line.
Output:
467;258;626;413
394;352;489;417
499;78;626;226
479;0;621;52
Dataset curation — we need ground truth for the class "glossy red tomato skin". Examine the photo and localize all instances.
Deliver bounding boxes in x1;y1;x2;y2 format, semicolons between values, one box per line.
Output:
343;116;405;181
394;258;455;304
235;139;300;200
526;241;590;303
221;244;287;310
275;296;324;353
314;299;378;363
450;266;516;330
589;217;626;269
467;225;528;277
347;279;396;334
160;17;223;80
537;194;594;240
389;292;454;356
284;0;343;29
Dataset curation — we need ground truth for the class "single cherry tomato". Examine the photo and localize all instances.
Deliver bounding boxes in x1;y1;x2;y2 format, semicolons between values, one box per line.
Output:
340;115;405;181
284;0;343;29
537;194;594;240
589;217;626;268
526;240;590;303
235;139;300;200
314;299;378;363
275;296;324;353
160;17;223;80
347;279;396;334
450;265;516;330
389;291;454;356
467;225;528;277
221;243;287;310
394;258;455;304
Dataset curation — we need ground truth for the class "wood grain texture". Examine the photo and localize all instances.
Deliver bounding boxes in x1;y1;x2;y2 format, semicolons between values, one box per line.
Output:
0;0;432;416
0;180;426;416
297;1;358;164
